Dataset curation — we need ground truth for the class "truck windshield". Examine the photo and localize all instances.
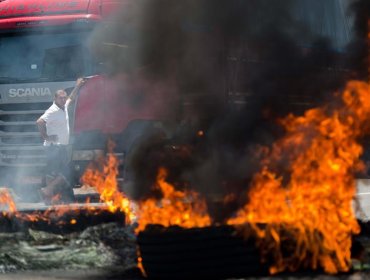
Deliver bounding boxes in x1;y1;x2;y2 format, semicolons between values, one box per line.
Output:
0;31;92;83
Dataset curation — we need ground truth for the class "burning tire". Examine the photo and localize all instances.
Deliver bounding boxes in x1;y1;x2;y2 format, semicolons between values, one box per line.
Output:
137;225;269;279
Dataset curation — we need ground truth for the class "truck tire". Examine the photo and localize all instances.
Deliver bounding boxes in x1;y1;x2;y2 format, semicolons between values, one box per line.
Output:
137;225;269;279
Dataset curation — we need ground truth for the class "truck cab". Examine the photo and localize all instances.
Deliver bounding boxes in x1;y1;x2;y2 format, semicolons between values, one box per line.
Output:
0;0;177;200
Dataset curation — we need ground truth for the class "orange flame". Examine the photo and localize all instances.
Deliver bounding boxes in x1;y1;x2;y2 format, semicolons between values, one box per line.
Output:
0;186;112;225
0;188;17;214
81;140;136;223
368;20;370;81
136;167;211;233
0;139;134;227
227;81;370;274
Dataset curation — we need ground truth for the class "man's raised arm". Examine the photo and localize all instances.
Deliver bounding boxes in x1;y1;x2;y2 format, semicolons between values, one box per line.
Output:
68;78;86;102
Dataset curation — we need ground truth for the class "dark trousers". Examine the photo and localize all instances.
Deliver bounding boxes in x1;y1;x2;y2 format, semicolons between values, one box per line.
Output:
43;144;74;203
45;144;71;185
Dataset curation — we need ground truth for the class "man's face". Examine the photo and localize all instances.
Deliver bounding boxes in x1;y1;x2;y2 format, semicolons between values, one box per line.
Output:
54;90;68;109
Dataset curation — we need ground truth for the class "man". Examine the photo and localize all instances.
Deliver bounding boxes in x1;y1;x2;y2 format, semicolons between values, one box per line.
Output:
36;78;85;204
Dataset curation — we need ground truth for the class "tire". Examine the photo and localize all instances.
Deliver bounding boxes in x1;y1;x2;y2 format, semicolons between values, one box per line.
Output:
137;225;269;279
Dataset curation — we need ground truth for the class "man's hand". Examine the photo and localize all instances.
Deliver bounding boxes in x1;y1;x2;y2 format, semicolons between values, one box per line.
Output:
76;77;86;88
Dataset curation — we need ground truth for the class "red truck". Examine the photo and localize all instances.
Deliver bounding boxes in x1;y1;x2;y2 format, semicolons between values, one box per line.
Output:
0;0;181;200
0;0;355;202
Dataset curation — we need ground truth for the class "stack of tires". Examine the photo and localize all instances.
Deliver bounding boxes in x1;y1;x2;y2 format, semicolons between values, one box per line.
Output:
137;225;269;279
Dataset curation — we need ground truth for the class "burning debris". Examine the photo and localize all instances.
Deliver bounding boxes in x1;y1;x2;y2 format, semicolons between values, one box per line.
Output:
227;81;370;274
2;83;370;277
0;184;126;234
135;167;211;233
133;81;370;277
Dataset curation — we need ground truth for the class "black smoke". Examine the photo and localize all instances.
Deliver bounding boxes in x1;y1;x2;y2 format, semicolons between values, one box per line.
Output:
88;0;368;221
346;0;370;81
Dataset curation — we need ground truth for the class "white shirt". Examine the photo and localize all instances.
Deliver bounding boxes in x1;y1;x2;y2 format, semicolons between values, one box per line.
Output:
40;100;71;146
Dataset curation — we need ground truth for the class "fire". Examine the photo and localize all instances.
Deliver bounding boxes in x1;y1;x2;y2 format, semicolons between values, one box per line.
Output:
81;139;136;223
0;188;17;214
0;139;134;227
227;81;370;274
0;186;110;225
135;167;211;233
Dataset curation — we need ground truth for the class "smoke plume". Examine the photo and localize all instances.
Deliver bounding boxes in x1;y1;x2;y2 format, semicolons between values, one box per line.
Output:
88;0;368;220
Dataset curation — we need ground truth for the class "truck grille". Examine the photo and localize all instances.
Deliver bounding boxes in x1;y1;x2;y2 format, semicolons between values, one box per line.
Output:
0;103;49;167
